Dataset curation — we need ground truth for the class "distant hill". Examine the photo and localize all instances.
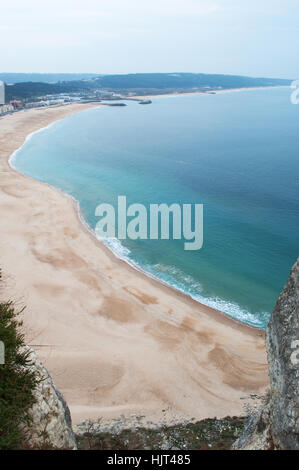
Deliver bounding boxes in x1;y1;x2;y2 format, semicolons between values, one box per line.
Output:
95;73;291;91
3;73;291;102
0;73;100;84
5;81;92;101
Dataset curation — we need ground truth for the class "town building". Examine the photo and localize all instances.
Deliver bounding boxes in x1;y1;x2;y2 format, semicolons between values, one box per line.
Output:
0;104;14;115
0;81;5;105
10;100;23;109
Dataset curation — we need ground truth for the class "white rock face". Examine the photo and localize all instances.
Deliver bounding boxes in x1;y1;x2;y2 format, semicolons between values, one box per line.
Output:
24;348;77;449
233;259;299;450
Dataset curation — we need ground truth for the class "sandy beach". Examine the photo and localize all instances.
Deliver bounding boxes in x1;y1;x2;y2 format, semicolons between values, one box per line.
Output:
0;104;269;426
130;85;289;100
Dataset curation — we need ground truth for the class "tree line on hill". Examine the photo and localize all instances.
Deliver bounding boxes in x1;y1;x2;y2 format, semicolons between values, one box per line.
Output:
3;72;291;102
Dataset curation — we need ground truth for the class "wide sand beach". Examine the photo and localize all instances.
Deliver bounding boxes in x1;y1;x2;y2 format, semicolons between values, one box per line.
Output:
0;104;268;426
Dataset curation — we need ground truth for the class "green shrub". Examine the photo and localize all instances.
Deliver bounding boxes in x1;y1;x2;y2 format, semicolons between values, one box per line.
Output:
0;298;38;449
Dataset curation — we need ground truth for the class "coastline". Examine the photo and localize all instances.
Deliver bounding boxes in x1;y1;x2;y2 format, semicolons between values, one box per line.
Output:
0;103;268;426
130;84;289;100
8;102;265;330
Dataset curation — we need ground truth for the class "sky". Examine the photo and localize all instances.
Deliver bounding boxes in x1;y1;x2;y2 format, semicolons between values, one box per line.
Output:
1;0;298;78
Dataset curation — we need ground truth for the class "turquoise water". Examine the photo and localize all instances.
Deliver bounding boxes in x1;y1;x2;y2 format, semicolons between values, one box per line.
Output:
12;88;299;329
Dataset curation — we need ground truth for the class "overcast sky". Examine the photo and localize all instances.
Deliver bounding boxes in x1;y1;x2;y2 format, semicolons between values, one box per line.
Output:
1;0;298;78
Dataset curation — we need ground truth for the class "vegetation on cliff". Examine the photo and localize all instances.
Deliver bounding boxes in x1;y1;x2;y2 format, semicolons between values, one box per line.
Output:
0;282;38;450
76;417;246;450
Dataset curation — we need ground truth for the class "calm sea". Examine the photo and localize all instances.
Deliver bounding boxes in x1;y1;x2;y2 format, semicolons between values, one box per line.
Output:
12;88;299;329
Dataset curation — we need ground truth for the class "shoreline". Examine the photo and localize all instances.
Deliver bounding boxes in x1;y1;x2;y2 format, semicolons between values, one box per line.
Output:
10;135;264;335
128;84;289;100
0;103;268;426
9;103;265;331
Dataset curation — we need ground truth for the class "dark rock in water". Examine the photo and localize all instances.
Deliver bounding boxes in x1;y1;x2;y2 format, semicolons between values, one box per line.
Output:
233;259;299;450
106;102;127;106
139;100;152;105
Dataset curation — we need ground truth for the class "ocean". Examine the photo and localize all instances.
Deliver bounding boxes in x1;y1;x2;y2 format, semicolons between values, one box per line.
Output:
11;88;299;329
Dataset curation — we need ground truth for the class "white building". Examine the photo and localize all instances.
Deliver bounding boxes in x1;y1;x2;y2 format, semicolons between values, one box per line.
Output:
0;81;5;105
0;104;14;115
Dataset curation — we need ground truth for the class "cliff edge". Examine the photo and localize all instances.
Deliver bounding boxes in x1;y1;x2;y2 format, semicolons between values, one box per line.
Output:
233;259;299;450
24;347;77;449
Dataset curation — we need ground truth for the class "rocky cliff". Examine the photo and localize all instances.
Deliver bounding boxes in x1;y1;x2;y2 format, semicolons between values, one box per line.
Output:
24;348;77;449
233;259;299;450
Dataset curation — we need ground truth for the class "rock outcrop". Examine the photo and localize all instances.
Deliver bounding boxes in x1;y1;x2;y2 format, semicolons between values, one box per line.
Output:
233;259;299;450
24;348;77;449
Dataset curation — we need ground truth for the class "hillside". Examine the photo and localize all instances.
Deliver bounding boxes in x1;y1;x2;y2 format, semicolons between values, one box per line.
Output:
3;72;291;102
